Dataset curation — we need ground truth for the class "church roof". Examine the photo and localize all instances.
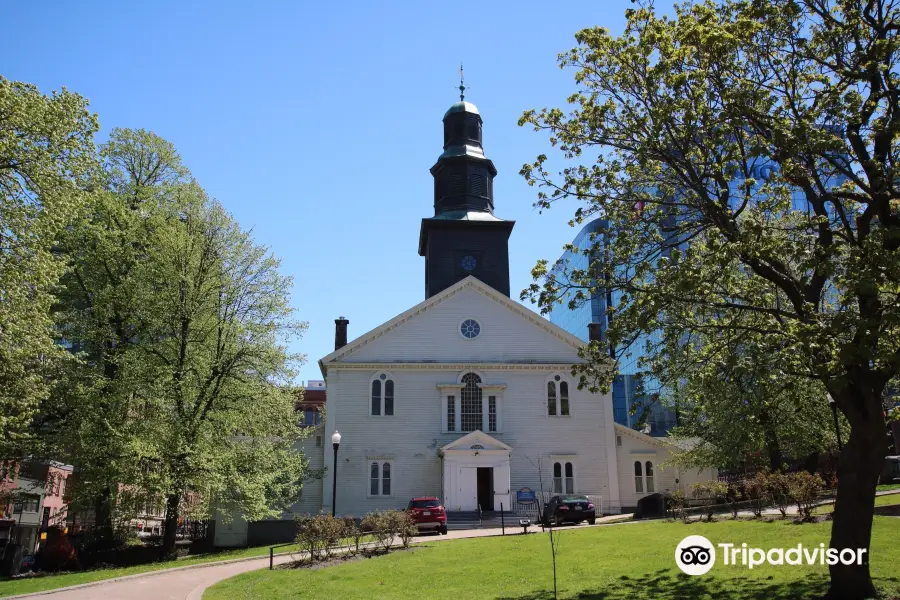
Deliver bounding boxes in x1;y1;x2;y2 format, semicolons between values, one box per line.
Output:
318;276;598;375
443;101;480;119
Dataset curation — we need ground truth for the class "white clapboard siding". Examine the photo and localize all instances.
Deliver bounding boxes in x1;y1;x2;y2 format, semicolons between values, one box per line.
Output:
319;366;617;517
614;425;717;511
334;284;582;364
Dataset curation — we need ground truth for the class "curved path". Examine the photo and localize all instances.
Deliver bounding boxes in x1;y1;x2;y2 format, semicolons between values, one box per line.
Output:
8;515;634;600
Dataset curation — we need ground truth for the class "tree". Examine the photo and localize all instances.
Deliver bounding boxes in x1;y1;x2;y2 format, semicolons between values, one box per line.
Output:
135;189;308;557
659;325;839;472
520;2;900;597
0;78;98;457
53;129;310;557
51;128;191;544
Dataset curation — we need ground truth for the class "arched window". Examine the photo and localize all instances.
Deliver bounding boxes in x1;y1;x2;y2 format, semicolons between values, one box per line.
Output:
645;461;655;493
384;380;394;416
552;462;563;493
460;373;482;432
382;462;391;496
371;380;381;416
369;461;392;497
547;375;571;417
634;461;644;494
370;462;379;496
565;462;575;494
371;373;394;417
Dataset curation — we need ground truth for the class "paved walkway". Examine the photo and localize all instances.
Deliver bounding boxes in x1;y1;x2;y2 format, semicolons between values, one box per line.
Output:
8;513;630;600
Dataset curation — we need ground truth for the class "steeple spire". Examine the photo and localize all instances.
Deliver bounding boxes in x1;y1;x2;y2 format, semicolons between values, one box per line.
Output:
459;63;465;101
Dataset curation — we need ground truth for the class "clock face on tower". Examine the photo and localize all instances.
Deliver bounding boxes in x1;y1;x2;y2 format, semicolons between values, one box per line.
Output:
460;255;477;272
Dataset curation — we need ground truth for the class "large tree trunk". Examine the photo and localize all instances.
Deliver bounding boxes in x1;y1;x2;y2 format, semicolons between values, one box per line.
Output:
93;487;114;548
161;493;181;560
825;383;888;600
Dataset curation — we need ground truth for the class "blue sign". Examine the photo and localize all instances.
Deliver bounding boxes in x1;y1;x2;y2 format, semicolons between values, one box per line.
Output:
516;487;537;504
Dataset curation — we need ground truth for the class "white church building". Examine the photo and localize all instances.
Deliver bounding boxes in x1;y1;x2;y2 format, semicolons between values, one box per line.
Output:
211;95;715;547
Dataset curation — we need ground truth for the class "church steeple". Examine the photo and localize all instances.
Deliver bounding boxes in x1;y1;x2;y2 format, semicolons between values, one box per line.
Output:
418;81;515;299
429;71;497;217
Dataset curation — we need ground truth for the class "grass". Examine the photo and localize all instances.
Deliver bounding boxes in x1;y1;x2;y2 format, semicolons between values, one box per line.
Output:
877;483;900;492
813;492;900;516
0;542;303;598
204;518;900;600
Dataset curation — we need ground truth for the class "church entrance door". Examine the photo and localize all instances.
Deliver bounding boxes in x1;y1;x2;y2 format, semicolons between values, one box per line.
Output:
477;467;494;511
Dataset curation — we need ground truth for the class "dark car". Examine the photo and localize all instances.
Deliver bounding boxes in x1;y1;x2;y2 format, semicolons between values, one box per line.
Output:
407;497;448;535
541;495;596;526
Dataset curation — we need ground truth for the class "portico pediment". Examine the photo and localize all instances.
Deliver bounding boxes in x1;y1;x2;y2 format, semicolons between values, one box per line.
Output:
440;430;511;454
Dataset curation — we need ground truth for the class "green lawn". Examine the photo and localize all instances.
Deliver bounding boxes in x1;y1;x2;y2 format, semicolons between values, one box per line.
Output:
877;483;900;492
0;542;303;598
205;518;900;600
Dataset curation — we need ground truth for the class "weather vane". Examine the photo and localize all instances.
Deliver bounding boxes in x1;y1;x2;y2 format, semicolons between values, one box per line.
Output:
459;63;465;101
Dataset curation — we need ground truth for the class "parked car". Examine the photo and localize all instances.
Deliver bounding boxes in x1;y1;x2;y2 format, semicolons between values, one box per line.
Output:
407;497;448;535
541;495;596;526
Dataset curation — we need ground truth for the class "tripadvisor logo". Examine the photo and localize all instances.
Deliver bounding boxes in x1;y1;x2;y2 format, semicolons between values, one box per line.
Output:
675;535;716;575
675;535;868;576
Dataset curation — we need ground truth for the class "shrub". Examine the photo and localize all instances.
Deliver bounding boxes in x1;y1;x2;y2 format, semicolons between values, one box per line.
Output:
789;471;826;519
360;511;393;552
668;490;687;522
743;471;771;518
691;481;728;522
341;516;363;554
767;471;792;518
295;512;344;561
725;483;743;520
37;527;77;572
387;510;417;548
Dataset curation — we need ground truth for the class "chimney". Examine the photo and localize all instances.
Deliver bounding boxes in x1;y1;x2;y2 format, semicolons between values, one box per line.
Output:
334;317;349;351
588;322;603;343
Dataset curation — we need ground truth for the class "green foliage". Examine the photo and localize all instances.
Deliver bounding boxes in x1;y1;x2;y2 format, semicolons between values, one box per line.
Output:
295;513;345;561
789;471;827;520
49;128;310;552
767;471;793;519
0;77;98;456
668;489;687;521
690;480;728;522
520;2;900;593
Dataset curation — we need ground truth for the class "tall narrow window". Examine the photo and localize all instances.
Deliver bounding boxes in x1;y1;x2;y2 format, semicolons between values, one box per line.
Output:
559;382;570;416
371;380;381;416
384;380;394;416
382;462;391;496
553;462;563;493
447;395;456;432
488;396;497;432
645;461;655;493
370;463;379;496
634;461;644;494
565;462;575;494
547;382;557;416
460;373;482;432
371;374;395;417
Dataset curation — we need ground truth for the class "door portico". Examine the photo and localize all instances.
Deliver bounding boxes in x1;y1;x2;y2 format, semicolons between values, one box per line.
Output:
440;431;511;511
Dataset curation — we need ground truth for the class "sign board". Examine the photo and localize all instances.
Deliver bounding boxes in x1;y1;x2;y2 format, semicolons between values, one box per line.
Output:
516;487;537;504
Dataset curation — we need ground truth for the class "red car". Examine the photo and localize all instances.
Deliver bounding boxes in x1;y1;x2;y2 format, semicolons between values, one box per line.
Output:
407;497;448;535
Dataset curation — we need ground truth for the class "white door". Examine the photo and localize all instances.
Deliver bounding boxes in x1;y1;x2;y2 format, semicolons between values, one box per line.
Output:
458;467;478;511
493;462;511;511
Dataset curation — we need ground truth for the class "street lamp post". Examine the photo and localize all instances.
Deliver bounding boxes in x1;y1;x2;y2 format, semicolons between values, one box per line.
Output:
331;430;342;517
828;395;843;451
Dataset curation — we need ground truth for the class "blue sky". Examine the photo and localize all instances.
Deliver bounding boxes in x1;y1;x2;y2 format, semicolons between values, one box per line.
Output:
2;0;635;384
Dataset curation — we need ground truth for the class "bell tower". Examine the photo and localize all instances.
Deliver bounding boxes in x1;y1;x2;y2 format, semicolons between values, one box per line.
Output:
418;72;515;299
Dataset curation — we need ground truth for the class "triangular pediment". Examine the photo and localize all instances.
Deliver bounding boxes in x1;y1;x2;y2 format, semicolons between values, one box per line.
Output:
319;276;600;374
440;430;511;453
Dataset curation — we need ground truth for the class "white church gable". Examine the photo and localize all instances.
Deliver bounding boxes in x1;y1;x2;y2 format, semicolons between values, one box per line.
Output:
322;278;583;367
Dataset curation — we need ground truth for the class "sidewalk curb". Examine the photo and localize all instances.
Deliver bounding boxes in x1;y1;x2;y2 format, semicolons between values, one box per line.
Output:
2;549;303;600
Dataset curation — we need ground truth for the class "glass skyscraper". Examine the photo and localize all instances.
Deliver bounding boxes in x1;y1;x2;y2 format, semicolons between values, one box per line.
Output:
549;218;678;436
